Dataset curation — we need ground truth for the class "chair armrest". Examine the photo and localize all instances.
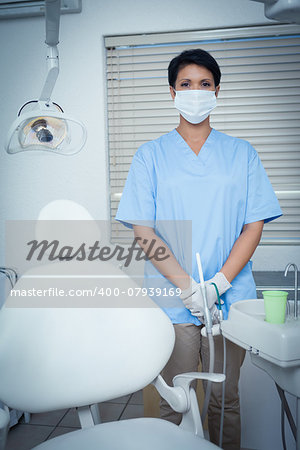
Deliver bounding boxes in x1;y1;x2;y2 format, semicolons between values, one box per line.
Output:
173;372;225;390
152;372;225;438
152;375;188;414
152;372;225;414
0;405;10;450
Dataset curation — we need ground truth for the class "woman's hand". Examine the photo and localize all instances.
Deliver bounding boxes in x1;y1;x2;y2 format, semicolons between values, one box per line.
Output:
180;272;231;315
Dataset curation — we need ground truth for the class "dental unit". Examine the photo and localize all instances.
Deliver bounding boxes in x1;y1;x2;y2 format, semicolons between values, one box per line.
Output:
195;253;300;449
221;264;300;450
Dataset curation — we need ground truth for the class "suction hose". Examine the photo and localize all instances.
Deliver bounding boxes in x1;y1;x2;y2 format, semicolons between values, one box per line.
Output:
195;253;215;424
195;254;226;446
219;335;226;448
201;331;214;423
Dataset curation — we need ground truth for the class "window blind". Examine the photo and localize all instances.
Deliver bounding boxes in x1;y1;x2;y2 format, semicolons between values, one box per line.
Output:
105;24;300;244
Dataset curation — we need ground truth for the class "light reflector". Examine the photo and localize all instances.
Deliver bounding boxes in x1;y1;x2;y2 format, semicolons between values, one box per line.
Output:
6;102;87;155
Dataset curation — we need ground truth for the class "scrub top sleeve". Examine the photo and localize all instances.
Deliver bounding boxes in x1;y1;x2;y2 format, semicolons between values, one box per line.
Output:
245;145;282;224
115;149;156;229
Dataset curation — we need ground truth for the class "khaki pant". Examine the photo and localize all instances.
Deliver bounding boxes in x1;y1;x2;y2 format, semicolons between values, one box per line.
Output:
160;323;245;450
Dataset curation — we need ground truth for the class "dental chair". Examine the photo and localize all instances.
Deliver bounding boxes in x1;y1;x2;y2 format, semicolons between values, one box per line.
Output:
0;200;223;450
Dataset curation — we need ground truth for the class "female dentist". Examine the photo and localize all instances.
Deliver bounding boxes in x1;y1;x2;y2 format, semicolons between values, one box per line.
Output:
115;49;282;449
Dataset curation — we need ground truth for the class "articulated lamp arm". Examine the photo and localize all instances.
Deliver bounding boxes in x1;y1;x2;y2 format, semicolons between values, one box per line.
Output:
39;0;61;103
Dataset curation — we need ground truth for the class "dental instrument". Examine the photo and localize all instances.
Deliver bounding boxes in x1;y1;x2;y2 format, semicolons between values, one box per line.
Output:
196;252;226;448
5;0;86;155
196;252;214;428
196;252;212;334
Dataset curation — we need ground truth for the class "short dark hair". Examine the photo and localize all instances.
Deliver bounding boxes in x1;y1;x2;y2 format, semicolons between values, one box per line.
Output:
168;49;221;88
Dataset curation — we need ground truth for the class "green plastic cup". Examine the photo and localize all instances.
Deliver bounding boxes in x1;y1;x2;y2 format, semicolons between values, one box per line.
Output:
262;291;288;324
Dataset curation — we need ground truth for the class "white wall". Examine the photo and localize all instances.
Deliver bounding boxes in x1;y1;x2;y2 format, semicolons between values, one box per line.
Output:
0;2;298;449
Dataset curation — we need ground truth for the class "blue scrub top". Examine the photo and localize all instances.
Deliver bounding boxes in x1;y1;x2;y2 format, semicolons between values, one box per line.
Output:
115;128;282;324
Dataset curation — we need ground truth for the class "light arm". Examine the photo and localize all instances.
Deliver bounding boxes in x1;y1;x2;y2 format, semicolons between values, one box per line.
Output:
45;0;60;46
39;0;61;103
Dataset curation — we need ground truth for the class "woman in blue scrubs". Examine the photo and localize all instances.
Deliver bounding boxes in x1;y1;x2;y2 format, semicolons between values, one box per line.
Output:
116;49;282;449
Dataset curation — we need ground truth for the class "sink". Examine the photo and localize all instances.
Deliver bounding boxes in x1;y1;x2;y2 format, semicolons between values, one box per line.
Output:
221;299;300;396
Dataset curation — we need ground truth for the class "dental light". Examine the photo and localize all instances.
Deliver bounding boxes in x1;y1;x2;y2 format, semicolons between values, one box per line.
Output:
5;0;87;155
